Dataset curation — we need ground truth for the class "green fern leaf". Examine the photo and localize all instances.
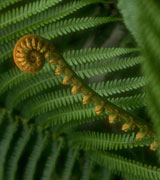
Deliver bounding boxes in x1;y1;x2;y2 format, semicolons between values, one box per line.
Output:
93;76;146;97
22;132;47;180
75;56;142;78
70;132;151;151
80;157;93;180
88;151;160;180
3;48;140;110
41;139;63;180
5;124;32;180
0;0;62;28
33;94;145;127
118;0;160;154
0;0;22;11
38;17;120;39
0;119;17;180
0;65;51;96
22;87;145;120
61;148;78;180
0;0;97;44
63;47;139;66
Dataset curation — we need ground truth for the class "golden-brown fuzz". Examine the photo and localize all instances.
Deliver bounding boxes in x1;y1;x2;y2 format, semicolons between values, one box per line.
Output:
13;34;49;73
13;34;158;150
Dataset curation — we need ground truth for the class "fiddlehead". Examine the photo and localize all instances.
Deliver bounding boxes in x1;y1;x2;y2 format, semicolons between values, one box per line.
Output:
13;34;157;150
13;34;53;73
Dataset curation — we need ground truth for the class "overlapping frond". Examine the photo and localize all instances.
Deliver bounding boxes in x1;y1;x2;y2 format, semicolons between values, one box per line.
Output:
0;0;22;11
118;0;160;155
2;48;141;108
21;83;145;119
0;0;62;28
61;148;78;180
0;111;66;180
0;65;51;96
5;125;32;180
0;0;100;44
63;48;139;66
41;139;63;180
70;131;151;151
0;0;154;179
0;118;17;180
7;75;145;111
93;76;146;96
80;157;93;180
32;94;145;127
22;133;47;180
88;151;160;180
74;56;142;78
38;17;120;39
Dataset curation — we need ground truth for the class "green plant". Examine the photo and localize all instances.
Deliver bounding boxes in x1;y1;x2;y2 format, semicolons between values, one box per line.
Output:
0;0;160;180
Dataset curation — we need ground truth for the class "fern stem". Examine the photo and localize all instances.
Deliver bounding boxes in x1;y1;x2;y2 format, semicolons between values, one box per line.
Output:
13;34;156;150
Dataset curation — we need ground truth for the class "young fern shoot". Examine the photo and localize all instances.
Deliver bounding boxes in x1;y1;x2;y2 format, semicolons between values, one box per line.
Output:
13;34;158;151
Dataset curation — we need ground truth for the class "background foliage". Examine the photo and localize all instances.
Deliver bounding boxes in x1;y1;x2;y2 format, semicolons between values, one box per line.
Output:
0;0;160;180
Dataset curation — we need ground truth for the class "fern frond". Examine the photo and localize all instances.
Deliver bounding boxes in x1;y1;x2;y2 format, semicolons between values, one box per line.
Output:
5;124;32;180
33;94;145;127
41;139;63;180
0;0;97;44
101;168;113;180
38;17;120;39
22;132;47;180
88;151;160;180
93;76;146;97
0;0;62;28
34;103;96;126
75;56;142;79
5;56;143;111
0;109;6;125
22;85;145;119
80;157;93;180
55;120;92;136
0;68;32;96
0;120;17;180
63;47;139;66
70;132;151;151
123;173;149;180
61;148;78;180
0;47;136;95
118;0;160;152
0;40;15;64
5;74;62;110
0;0;22;11
0;65;51;96
111;94;146;111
